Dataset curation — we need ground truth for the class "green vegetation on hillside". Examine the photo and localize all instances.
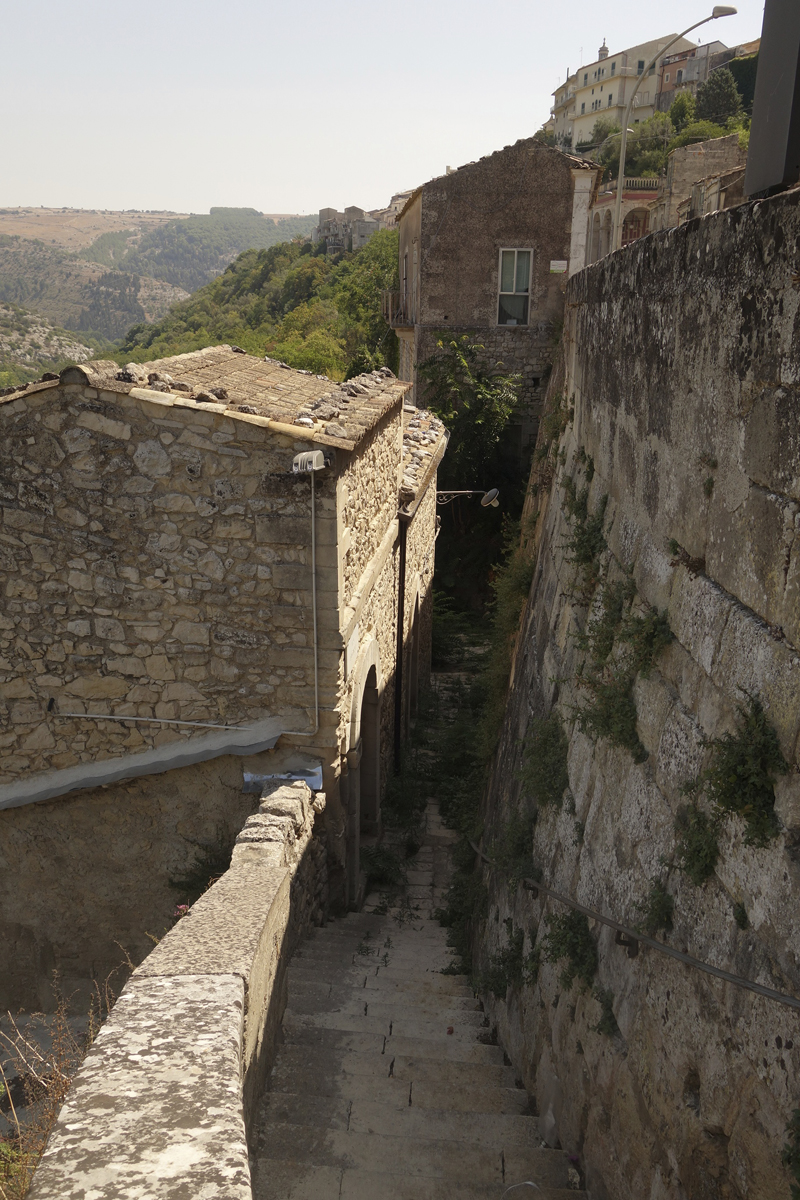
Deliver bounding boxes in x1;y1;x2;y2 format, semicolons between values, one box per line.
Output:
0;301;112;389
580;71;749;180
118;230;400;379
80;209;317;292
0;236;185;341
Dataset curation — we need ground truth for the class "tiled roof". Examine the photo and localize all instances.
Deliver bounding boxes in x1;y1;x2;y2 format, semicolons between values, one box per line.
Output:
0;346;412;452
400;406;448;511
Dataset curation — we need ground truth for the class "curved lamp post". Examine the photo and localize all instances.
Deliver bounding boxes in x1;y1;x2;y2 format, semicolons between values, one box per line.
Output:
436;488;500;507
612;6;737;252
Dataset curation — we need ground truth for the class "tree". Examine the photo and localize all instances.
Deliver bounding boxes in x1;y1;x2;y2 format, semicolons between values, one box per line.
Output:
597;113;674;180
669;91;696;134
577;116;620;156
696;68;743;125
418;336;520;488
534;126;556;147
667;119;727;152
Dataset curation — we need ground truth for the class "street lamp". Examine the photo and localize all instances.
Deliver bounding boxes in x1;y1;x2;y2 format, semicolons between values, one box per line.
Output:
612;6;737;251
436;488;500;507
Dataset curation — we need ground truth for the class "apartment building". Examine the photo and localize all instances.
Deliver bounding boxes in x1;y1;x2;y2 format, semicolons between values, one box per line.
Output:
552;34;696;152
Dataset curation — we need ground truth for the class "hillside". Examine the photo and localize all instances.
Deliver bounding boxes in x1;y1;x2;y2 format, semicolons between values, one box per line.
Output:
0;237;188;340
118;230;400;380
0;208;315;346
80;209;317;292
0;207;187;251
0;302;107;388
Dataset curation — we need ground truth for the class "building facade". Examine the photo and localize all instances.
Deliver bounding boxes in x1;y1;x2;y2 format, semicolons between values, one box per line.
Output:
552;34;697;153
0;347;446;1004
385;139;599;456
312;206;383;253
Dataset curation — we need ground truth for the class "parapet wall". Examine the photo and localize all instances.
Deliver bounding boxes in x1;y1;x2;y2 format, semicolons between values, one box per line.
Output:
28;780;327;1200
479;189;800;1199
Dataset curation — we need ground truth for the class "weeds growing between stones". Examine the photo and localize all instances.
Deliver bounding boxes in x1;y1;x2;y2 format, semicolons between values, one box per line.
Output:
542;910;598;991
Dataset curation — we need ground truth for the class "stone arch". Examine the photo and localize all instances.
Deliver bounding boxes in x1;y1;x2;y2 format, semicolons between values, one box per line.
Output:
343;634;384;905
601;210;613;257
405;579;422;731
347;634;383;753
589;211;601;265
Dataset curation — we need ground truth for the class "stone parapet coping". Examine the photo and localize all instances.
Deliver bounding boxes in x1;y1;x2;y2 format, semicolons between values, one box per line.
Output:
28;781;327;1200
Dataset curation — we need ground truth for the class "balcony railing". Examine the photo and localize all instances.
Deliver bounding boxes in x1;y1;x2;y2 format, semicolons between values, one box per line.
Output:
381;290;415;328
601;176;662;193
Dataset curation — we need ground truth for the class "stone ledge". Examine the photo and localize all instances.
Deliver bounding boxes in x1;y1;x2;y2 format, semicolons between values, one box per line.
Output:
28;974;250;1200
27;782;328;1200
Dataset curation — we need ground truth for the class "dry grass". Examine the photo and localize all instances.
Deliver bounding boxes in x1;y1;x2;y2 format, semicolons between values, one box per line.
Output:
0;950;134;1199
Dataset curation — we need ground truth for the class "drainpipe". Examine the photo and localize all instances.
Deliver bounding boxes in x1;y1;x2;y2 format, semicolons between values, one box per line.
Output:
283;454;324;738
393;514;409;773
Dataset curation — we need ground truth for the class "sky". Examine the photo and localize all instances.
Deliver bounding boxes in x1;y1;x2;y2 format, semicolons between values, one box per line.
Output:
0;0;765;216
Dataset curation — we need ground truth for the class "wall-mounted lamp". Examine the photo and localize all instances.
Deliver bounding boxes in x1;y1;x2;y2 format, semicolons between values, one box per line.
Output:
436;488;500;507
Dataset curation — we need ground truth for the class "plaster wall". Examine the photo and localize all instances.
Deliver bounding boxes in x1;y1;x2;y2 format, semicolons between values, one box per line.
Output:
479;189;800;1199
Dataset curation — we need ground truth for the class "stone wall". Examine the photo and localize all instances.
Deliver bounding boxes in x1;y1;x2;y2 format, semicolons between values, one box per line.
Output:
0;745;323;1011
0;381;341;790
411;141;594;456
27;780;327;1200
477;189;800;1199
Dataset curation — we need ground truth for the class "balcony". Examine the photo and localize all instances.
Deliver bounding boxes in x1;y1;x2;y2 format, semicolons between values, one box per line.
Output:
381;290;415;328
602;176;662;194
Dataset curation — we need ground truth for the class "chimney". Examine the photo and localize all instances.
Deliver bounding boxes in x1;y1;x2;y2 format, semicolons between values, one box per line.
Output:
598;40;609;60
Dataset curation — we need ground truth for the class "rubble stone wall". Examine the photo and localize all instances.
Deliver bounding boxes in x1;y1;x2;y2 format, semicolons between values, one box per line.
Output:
0;383;341;788
479;190;800;1200
413;140;584;453
27;781;328;1200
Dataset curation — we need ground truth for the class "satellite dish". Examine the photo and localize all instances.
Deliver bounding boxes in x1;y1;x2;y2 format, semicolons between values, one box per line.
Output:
481;488;500;508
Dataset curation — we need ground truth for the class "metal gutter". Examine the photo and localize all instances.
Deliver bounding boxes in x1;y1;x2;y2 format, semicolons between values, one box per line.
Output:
0;718;284;812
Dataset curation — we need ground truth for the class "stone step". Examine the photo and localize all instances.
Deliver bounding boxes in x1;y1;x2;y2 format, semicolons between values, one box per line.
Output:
268;1055;527;1112
285;990;482;1022
280;1026;507;1066
286;965;472;997
255;1125;573;1189
269;1045;517;1093
283;1008;486;1042
252;1160;586;1200
289;980;477;1009
260;1094;538;1148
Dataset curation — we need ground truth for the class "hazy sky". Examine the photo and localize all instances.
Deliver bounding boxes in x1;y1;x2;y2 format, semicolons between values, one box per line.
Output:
1;0;764;216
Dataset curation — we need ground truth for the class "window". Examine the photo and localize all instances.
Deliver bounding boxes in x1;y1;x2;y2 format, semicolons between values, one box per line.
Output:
584;72;588;83
581;101;585;113
665;72;670;82
607;93;613;106
676;69;683;84
637;59;645;73
611;61;616;74
498;249;531;326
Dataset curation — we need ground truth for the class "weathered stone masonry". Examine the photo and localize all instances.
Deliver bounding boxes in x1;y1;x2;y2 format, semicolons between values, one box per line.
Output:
479;189;800;1199
0;348;446;1008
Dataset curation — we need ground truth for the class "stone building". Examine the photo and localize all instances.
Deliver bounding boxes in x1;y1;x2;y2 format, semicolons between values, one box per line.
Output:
0;346;446;1006
312;206;382;253
385;138;599;456
648;132;746;231
584;133;748;263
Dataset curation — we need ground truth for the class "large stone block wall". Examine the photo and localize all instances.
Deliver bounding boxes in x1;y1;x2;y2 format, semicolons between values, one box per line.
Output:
0;382;341;787
478;190;800;1199
27;780;328;1200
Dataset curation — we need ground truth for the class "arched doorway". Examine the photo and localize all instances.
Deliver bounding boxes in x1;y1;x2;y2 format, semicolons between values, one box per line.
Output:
359;664;380;835
406;593;420;732
343;638;383;906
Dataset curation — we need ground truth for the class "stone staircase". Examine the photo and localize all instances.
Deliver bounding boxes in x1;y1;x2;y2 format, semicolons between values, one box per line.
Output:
252;803;586;1199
